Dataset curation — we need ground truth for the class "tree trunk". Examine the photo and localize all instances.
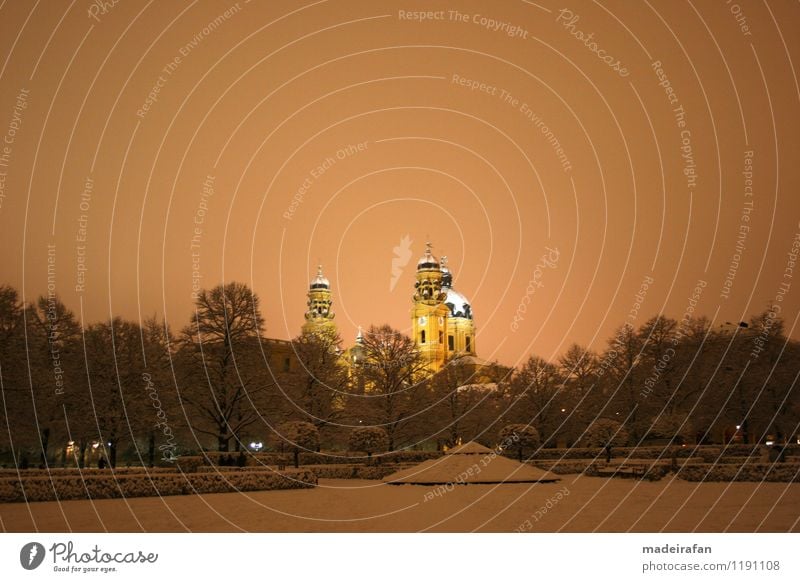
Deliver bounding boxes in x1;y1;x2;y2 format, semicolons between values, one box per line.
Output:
148;432;155;467
218;428;229;452
40;427;50;467
79;441;87;468
109;441;117;468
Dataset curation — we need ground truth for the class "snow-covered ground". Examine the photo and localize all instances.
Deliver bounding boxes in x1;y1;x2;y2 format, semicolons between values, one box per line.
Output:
1;475;798;532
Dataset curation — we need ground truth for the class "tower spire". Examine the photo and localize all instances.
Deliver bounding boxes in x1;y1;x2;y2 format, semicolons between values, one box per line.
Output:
303;264;335;335
441;254;452;288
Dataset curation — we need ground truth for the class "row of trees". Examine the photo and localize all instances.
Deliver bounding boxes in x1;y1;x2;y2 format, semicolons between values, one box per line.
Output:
1;281;798;468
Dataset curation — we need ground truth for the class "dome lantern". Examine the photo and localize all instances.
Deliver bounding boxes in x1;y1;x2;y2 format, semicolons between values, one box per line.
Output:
310;264;330;289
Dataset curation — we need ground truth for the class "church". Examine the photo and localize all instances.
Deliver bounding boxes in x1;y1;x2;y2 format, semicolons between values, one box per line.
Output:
298;242;492;377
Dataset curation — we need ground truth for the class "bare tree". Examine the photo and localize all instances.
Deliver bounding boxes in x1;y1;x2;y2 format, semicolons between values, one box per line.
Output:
353;324;429;450
602;324;644;441
140;317;181;466
0;286;32;462
558;344;600;444
426;356;505;448
276;421;319;468
505;356;564;446
283;329;349;438
24;295;81;466
178;282;277;452
79;318;149;468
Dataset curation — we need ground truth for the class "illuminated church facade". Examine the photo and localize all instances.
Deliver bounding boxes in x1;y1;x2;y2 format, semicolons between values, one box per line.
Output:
300;242;480;374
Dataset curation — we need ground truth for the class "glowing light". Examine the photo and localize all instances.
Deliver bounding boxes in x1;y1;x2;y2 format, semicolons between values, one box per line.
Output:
249;441;263;451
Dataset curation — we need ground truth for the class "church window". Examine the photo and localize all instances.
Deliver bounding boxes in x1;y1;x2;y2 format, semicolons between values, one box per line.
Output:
448;335;454;351
465;336;471;353
420;330;426;344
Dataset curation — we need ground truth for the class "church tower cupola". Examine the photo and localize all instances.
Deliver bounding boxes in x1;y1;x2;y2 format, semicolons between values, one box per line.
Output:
414;242;447;304
302;264;336;335
411;242;449;372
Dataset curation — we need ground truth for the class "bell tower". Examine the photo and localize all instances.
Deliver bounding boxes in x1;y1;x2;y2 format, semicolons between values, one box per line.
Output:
411;242;449;371
302;265;336;335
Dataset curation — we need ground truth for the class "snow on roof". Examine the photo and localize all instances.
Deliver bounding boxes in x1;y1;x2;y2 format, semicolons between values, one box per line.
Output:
445;441;494;455
384;441;560;485
457;382;498;392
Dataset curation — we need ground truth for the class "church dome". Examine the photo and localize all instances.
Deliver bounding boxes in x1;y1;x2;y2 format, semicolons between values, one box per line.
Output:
417;242;439;270
310;265;329;289
445;288;473;319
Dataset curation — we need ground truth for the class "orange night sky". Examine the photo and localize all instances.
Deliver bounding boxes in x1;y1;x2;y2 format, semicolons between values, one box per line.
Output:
1;0;799;370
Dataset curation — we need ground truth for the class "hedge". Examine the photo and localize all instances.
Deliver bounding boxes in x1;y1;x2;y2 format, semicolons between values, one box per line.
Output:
704;456;764;465
306;464;408;480
527;460;597;475
514;444;799;461
187;464;409;478
0;467;177;478
516;446;688;460
0;469;317;503
676;463;800;482
190;450;441;467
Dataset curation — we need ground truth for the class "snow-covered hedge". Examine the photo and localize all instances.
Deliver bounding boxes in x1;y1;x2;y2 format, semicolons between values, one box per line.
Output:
0;467;176;478
676;463;800;482
306;464;410;480
528;457;800;482
519;447;674;460
705;456;764;464
527;460;598;475
0;469;317;503
516;444;798;461
191;450;441;467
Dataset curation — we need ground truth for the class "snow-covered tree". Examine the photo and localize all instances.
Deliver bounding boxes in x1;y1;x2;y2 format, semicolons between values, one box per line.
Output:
348;426;388;462
277;421;319;468
499;424;540;461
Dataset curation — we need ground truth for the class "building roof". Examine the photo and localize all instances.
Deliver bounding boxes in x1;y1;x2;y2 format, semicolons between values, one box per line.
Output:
384;441;559;484
446;441;494;455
